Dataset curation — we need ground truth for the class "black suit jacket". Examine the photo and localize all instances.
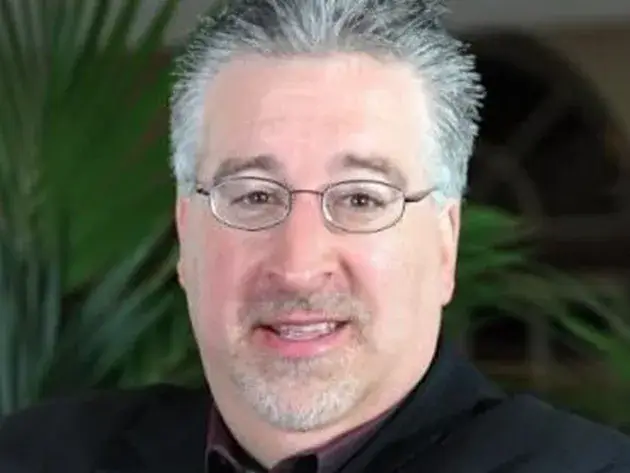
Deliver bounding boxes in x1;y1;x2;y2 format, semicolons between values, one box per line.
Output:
2;341;630;473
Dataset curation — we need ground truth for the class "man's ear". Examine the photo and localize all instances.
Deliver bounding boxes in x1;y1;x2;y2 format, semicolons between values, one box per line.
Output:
439;200;461;306
175;196;191;288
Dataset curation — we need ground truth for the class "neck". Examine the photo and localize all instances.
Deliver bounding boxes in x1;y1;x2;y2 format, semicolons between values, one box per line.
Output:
217;388;404;467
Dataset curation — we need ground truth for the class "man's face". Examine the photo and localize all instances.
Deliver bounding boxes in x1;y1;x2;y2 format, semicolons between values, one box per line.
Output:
176;54;460;432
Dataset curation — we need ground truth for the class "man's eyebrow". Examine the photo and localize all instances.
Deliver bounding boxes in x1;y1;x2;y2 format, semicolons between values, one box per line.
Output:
211;155;282;183
334;153;408;189
209;153;407;187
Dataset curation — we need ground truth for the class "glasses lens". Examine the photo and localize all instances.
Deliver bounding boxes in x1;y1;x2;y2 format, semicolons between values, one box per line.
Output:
211;178;289;229
324;181;403;232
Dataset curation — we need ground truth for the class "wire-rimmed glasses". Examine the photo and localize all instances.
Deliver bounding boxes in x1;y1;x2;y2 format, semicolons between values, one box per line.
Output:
196;176;435;234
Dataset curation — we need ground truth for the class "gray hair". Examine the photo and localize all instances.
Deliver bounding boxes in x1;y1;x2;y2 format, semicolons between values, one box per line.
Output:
169;0;484;199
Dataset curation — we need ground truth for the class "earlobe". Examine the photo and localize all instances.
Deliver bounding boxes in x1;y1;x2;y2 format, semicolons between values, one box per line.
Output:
446;202;461;248
177;259;186;287
175;197;190;288
175;196;189;239
440;201;461;306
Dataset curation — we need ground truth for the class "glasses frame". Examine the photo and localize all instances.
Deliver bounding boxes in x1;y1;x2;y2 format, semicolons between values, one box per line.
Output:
195;176;436;234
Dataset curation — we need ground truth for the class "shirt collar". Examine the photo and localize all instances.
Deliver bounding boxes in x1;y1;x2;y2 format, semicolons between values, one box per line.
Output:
206;399;395;473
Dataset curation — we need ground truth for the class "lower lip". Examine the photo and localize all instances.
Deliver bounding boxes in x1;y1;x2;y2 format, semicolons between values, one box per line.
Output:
252;323;350;358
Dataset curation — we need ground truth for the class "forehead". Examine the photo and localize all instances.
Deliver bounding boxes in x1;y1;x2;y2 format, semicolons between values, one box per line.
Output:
200;53;428;183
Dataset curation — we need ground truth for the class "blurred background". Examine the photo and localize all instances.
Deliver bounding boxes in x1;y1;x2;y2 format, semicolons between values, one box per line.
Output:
1;0;630;433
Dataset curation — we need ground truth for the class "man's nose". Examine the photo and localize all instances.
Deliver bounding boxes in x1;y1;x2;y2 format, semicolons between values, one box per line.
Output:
265;194;339;292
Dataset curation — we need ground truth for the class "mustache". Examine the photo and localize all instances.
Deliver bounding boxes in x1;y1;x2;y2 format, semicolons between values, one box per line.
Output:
240;291;370;326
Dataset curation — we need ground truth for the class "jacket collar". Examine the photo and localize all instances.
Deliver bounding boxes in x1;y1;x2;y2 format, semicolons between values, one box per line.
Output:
93;337;504;473
334;338;505;473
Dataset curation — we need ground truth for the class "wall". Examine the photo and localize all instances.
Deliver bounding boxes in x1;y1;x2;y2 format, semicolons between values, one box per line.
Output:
532;25;630;147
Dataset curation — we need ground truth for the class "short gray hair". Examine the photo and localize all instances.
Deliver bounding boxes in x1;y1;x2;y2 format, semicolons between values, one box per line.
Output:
170;0;483;199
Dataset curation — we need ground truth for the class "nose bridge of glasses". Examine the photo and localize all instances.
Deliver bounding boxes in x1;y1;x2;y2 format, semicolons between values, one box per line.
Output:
285;188;326;222
288;188;325;199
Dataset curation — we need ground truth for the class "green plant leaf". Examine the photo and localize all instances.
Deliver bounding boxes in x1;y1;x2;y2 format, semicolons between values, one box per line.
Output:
0;0;191;416
2;0;177;290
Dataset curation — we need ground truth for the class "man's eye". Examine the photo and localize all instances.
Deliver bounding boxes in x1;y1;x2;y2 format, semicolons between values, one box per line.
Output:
346;192;385;209
234;190;280;206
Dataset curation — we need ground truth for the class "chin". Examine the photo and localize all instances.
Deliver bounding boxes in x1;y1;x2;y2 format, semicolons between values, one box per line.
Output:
240;376;364;432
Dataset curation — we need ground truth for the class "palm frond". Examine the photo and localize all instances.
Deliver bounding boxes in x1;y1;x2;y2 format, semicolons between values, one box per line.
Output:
0;0;178;290
0;1;191;416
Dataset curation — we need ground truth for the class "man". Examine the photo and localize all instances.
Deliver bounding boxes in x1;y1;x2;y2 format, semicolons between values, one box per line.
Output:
2;0;630;471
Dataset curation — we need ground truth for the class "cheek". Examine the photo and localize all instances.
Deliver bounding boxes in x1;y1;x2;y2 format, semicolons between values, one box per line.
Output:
352;228;441;306
185;227;259;344
348;224;443;347
197;231;245;306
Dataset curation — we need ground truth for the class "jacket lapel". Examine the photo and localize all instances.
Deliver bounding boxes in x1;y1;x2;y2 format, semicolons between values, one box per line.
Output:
338;339;505;473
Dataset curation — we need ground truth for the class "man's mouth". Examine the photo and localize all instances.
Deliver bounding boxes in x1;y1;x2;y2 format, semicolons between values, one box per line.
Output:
260;321;348;341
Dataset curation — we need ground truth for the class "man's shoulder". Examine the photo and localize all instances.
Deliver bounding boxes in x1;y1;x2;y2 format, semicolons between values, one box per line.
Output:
0;383;197;435
498;393;629;448
421;393;630;472
0;384;201;472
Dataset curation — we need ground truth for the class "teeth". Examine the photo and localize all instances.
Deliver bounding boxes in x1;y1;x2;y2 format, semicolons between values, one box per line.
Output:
273;322;339;340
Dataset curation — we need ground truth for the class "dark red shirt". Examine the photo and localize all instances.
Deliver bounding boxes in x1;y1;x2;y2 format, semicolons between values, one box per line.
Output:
205;403;394;473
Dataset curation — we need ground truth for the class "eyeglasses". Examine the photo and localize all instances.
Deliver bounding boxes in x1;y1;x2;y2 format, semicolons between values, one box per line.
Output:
195;177;435;234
